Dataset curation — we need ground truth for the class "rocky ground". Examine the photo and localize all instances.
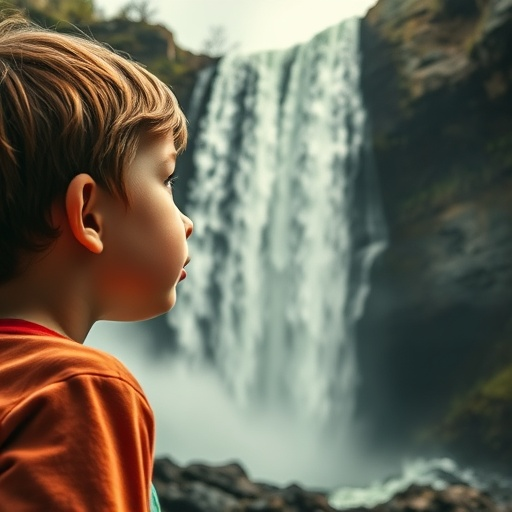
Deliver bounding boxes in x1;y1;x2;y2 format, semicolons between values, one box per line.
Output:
153;458;510;512
153;457;335;512
355;484;510;512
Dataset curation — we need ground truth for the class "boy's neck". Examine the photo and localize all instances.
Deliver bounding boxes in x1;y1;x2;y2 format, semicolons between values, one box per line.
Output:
0;292;92;343
0;247;97;344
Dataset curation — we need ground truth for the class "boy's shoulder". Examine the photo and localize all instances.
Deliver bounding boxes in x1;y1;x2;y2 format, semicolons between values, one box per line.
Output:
0;330;144;401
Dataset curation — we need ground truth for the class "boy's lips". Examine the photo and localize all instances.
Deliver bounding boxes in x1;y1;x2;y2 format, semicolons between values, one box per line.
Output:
179;256;191;282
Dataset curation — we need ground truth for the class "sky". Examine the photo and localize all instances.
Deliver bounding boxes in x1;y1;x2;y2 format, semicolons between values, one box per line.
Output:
95;0;378;55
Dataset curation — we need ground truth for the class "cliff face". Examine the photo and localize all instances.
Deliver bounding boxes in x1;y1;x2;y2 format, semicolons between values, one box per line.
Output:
81;18;214;111
357;0;512;467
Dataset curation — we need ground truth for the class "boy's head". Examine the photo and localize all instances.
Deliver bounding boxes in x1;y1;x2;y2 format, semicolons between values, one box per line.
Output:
0;14;188;284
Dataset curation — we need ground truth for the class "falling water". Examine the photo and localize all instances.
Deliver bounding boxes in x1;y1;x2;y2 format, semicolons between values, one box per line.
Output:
170;17;386;431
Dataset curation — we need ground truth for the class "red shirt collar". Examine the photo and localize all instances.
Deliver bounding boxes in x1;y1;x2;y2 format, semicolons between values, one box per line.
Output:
0;319;68;339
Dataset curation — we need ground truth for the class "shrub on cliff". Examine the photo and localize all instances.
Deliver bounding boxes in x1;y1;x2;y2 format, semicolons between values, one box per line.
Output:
434;364;512;468
2;0;213;110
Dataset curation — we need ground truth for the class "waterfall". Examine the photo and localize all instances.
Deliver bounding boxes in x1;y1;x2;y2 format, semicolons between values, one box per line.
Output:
85;17;390;488
170;17;386;431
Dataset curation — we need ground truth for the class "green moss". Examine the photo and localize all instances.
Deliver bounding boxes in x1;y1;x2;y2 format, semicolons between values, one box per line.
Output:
390;128;512;225
431;363;512;463
463;1;493;55
398;164;502;222
374;134;406;153
374;0;442;44
486;132;512;173
486;132;512;154
480;369;512;400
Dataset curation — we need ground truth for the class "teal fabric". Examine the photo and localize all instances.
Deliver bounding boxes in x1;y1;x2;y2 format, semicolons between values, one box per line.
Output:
150;483;161;512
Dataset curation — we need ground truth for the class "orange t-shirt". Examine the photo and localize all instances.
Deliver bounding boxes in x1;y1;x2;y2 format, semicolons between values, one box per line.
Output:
0;320;155;511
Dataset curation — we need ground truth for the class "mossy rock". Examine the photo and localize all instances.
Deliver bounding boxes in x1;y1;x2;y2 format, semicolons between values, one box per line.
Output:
433;362;512;466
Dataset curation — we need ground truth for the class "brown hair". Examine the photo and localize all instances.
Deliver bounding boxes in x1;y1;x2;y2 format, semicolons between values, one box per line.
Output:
0;13;187;282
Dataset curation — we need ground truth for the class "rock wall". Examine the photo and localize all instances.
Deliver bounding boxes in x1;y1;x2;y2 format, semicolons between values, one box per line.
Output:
357;0;512;467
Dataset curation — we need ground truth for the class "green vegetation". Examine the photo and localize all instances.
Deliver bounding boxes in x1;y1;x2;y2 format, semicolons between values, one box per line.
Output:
434;363;512;465
463;8;489;54
417;317;512;467
0;0;214;109
486;132;512;168
2;0;96;24
391;128;512;224
398;164;504;223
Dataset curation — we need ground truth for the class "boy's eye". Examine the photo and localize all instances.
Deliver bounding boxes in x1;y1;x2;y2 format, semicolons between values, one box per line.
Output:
164;175;178;190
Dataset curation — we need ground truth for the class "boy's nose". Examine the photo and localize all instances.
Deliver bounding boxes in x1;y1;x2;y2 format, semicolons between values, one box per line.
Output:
181;212;193;239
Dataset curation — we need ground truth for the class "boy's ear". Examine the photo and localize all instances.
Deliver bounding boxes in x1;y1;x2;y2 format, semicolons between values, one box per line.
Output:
65;174;104;254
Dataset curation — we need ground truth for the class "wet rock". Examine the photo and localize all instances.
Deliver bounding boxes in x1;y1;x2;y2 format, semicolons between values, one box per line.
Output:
153;457;338;512
375;484;500;512
153;458;509;512
182;462;261;499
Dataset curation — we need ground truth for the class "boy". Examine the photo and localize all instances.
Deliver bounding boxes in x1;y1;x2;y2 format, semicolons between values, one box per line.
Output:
0;13;193;511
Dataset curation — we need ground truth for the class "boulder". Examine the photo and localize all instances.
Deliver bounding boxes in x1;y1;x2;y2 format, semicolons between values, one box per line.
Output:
153;457;337;512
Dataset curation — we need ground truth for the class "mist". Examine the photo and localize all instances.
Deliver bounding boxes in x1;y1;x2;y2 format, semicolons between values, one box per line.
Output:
86;320;397;489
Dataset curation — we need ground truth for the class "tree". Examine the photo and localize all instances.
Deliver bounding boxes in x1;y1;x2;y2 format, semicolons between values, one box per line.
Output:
117;0;157;23
201;25;230;57
3;0;96;22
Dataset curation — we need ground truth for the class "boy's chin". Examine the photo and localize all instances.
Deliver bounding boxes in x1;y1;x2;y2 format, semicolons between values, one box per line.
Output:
104;291;177;323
